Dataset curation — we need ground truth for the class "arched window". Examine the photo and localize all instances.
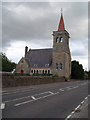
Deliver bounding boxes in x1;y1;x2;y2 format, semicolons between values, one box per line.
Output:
56;37;59;43
31;70;33;73
56;63;58;70
60;63;63;70
42;70;44;74
60;37;63;43
45;70;47;74
34;70;35;74
37;70;38;74
48;70;50;74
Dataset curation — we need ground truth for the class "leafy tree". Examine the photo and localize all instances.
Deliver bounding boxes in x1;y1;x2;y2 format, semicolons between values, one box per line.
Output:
71;60;84;80
0;52;16;72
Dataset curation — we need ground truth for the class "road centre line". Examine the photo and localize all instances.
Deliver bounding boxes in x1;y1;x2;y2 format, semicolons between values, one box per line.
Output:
2;89;34;95
3;95;32;103
32;91;51;96
49;91;54;94
59;85;79;91
4;91;54;103
15;92;59;107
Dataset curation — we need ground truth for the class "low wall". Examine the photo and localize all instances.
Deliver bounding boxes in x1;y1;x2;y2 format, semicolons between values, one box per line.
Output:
2;73;65;88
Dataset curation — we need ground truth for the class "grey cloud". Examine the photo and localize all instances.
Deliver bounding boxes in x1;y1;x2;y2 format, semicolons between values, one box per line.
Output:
2;2;88;58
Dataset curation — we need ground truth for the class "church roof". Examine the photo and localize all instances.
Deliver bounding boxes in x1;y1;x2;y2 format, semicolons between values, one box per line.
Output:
25;48;53;68
58;13;65;31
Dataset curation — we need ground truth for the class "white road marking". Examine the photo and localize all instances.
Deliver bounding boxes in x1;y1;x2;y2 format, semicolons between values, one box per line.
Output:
49;91;54;94
71;111;75;114
4;95;32;103
4;91;51;103
85;97;88;100
65;114;71;120
31;96;36;100
0;103;5;109
15;99;35;106
59;89;64;91
2;88;35;95
66;87;73;90
33;91;50;96
65;95;89;119
73;86;79;89
81;100;85;104
15;92;59;106
75;105;81;111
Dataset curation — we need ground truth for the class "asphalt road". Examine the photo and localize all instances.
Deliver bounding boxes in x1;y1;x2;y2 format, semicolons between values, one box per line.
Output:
1;80;89;118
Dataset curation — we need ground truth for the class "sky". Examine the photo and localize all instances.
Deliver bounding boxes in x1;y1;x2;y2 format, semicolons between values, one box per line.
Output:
1;1;89;70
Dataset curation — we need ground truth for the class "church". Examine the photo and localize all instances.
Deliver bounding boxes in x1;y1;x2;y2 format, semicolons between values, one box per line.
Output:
15;12;71;79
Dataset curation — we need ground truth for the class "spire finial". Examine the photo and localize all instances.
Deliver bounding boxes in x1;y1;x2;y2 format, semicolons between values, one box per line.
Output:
58;8;65;31
61;8;62;14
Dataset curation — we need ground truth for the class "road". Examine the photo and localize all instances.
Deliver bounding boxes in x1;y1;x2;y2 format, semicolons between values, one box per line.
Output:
1;80;89;118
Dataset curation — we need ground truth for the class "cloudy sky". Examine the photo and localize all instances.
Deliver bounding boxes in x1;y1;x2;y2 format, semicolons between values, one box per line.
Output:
1;1;89;70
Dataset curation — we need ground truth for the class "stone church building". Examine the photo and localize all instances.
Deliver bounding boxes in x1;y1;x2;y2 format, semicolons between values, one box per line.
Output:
15;12;71;79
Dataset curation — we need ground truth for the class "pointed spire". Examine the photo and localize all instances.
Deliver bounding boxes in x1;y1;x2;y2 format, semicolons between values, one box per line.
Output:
58;8;65;31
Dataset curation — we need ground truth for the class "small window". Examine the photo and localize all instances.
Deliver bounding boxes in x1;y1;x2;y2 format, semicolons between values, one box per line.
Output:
34;64;38;67
56;63;58;70
60;37;63;43
37;70;38;74
60;63;63;70
42;70;44;74
48;70;50;74
31;70;33;73
34;70;35;74
21;60;23;63
45;64;49;67
45;70;47;74
56;37;59;43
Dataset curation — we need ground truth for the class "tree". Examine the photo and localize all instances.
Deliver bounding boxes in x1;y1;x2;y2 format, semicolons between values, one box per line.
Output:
71;60;84;80
0;52;16;72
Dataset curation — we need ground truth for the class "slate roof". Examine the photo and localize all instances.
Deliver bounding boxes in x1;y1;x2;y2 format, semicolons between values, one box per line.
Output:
25;48;53;68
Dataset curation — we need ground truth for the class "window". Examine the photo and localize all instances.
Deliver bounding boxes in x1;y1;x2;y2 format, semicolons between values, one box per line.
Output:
56;63;58;70
42;70;44;74
31;70;33;73
60;63;62;70
37;70;38;74
45;70;47;74
34;70;35;74
48;70;50;74
34;64;38;67
56;37;59;43
60;37;63;43
21;60;23;63
45;64;49;67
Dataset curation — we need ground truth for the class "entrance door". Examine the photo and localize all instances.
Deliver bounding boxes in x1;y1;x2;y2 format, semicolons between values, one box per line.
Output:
21;69;24;74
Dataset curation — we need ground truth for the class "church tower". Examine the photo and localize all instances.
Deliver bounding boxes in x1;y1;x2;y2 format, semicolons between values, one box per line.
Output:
52;11;71;80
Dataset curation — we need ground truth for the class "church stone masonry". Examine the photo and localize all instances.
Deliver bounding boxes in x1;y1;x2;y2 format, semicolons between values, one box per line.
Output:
15;12;71;80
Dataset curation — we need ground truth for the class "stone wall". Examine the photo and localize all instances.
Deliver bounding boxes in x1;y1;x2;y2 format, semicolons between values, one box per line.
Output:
2;73;65;88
